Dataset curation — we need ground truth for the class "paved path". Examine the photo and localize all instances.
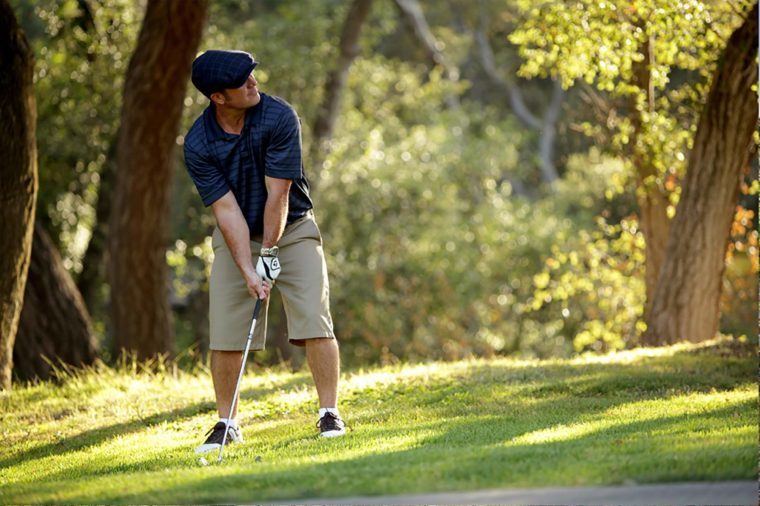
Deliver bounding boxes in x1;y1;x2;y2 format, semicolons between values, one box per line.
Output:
274;481;756;505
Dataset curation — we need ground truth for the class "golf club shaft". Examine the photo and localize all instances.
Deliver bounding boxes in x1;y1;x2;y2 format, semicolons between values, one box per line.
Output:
217;297;262;463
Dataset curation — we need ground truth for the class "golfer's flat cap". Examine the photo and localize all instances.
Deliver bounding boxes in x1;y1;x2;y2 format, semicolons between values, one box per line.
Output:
191;50;257;98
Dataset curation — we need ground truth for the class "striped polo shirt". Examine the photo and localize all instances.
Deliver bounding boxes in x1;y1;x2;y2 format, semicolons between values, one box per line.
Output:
183;93;313;236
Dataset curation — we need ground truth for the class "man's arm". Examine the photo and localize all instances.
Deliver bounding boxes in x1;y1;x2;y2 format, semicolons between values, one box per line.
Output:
211;191;270;300
262;175;291;248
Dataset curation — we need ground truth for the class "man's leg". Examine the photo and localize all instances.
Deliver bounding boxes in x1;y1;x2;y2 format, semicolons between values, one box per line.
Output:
211;350;245;419
195;350;246;454
305;338;340;408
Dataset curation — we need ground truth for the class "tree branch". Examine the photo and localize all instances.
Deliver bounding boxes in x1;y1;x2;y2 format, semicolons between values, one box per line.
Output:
394;0;459;107
311;0;374;168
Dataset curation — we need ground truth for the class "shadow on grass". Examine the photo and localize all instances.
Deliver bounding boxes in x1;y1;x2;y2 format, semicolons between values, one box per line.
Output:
0;374;312;471
2;344;754;503
8;398;751;504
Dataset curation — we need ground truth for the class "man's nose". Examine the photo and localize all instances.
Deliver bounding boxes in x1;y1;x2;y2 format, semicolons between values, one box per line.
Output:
248;75;257;86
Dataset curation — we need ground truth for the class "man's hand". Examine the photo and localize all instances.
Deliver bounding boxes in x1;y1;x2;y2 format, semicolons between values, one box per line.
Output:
211;192;272;300
256;254;281;283
245;271;271;300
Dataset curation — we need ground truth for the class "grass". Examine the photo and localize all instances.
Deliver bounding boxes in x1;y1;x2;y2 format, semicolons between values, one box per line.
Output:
0;338;756;504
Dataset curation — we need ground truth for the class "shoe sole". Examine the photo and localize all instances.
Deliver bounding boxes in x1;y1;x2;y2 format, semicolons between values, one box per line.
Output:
195;443;221;454
320;429;346;438
195;435;243;454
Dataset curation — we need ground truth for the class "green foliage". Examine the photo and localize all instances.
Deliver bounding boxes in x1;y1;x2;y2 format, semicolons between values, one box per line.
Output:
15;0;755;365
531;216;646;353
518;151;646;353
720;203;758;338
510;0;744;90
21;0;142;271
318;56;534;361
510;0;752;205
0;340;755;503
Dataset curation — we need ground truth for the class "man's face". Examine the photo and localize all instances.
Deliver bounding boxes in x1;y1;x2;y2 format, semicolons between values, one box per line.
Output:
214;73;260;109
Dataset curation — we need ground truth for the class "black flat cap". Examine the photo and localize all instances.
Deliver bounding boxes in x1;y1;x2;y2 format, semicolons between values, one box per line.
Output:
191;50;257;98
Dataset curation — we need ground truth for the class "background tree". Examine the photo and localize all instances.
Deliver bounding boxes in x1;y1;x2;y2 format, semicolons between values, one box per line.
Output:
511;0;748;302
13;0;143;359
311;0;374;169
0;0;37;390
644;2;758;343
7;0;117;381
7;0;756;374
14;223;98;380
109;0;208;360
509;0;755;347
474;6;563;188
394;0;460;109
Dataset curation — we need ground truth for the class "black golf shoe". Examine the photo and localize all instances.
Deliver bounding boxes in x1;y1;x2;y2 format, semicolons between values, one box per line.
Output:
316;412;346;437
195;421;243;454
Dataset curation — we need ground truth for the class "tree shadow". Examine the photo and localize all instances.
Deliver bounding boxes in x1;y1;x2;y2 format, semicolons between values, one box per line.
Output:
28;399;750;504
2;344;753;503
0;374;313;471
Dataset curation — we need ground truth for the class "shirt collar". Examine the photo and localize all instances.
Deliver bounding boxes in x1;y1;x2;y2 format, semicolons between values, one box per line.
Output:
203;93;266;142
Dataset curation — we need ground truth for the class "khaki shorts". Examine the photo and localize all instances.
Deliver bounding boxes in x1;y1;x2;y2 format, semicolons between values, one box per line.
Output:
209;213;335;351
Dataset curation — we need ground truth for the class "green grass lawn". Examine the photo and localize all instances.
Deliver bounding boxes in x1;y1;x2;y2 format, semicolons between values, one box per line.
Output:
0;338;755;504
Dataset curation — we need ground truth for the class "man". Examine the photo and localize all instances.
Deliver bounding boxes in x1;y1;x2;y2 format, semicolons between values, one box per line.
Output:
183;50;345;454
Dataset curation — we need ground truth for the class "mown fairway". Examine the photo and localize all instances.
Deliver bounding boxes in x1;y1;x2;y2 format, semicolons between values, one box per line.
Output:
0;338;755;504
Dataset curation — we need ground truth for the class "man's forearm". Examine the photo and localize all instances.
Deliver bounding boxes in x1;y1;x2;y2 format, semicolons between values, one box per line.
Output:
215;201;257;281
262;178;290;248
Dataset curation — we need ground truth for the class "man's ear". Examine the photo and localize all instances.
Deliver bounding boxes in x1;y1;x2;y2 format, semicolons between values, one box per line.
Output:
210;91;225;105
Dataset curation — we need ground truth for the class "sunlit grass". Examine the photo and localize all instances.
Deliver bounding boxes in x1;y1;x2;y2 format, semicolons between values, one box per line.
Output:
0;338;755;504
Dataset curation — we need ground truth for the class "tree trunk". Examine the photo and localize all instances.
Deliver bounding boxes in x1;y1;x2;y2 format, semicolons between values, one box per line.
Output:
109;0;208;361
643;3;758;344
78;129;118;315
310;0;373;175
637;187;671;319
629;30;672;321
14;223;98;381
0;0;38;391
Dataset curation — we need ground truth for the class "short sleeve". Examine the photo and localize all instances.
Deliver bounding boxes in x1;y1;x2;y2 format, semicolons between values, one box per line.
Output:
184;145;230;207
264;108;303;179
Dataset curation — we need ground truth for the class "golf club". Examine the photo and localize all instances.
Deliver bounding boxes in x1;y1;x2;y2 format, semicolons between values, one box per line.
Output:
216;297;263;464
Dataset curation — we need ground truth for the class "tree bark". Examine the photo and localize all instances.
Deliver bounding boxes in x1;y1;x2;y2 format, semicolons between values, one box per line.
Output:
14;223;97;381
643;3;758;344
109;0;208;360
0;0;38;390
310;0;373;175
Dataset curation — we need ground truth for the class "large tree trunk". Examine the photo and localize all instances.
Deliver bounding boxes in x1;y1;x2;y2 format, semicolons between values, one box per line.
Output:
14;223;98;381
0;0;38;391
643;3;758;344
109;0;208;360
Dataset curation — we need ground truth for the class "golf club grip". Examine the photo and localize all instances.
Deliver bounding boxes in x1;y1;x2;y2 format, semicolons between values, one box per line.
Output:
253;297;262;319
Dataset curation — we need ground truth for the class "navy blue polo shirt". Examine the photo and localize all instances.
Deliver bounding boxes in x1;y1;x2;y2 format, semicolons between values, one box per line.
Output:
183;93;313;236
